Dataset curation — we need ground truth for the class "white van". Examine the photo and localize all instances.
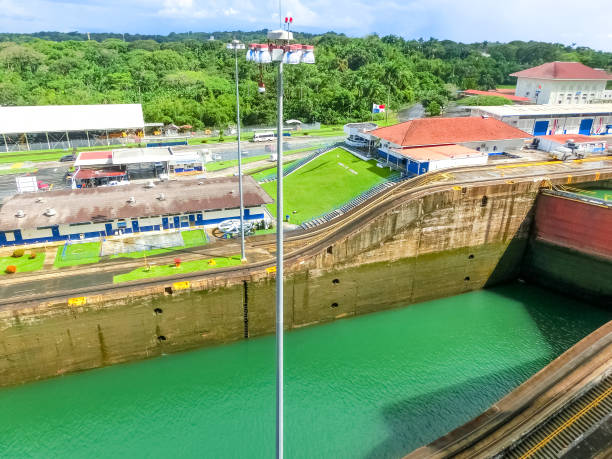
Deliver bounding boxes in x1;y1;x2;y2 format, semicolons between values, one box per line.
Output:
252;131;276;142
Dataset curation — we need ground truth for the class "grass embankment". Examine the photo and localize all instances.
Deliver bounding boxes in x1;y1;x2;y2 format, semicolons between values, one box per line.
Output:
261;147;394;224
0;252;46;275
113;255;242;283
249;160;298;181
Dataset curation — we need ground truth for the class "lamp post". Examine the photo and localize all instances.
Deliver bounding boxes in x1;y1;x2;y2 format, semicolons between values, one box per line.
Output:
246;21;315;459
227;39;247;262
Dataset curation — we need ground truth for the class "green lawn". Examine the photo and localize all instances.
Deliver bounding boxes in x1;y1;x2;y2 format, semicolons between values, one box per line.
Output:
113;255;242;283
261;148;394;224
0;167;38;175
205;154;269;172
110;229;208;259
1;252;46;275
54;242;101;268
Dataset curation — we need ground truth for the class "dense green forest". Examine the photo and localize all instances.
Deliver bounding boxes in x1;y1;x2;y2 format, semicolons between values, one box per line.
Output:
1;31;611;128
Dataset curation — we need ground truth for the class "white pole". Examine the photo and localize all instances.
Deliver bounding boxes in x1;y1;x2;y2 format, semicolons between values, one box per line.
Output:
45;132;51;150
235;46;246;262
2;133;8;152
276;57;284;459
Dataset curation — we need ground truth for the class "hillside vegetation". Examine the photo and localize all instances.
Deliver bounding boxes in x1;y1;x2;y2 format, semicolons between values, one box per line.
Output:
1;31;610;128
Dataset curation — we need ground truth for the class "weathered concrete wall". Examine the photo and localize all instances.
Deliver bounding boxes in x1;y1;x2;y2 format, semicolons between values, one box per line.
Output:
521;191;612;307
0;180;544;387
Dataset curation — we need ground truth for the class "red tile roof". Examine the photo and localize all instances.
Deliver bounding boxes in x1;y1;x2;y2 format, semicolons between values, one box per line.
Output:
510;62;611;80
370;117;531;147
463;89;530;102
78;151;113;160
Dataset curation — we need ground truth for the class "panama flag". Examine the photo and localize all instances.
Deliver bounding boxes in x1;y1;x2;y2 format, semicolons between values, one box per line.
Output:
372;104;386;114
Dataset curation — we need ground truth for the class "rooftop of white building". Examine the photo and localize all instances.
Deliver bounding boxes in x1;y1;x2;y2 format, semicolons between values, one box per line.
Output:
0;177;273;231
0;104;145;135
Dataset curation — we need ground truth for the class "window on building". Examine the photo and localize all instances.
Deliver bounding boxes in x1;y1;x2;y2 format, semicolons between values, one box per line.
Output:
69;222;91;227
493;146;497;151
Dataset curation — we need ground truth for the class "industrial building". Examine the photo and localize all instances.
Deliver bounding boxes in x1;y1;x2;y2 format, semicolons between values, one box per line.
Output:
510;62;611;105
0;177;272;246
0;104;145;152
469;104;612;136
368;117;530;175
71;147;205;188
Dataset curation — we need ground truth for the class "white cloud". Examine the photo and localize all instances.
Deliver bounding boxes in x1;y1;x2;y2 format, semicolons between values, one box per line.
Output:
0;0;32;19
0;0;611;51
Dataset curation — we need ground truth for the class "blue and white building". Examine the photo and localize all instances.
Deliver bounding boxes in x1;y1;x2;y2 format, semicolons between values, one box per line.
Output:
0;177;272;247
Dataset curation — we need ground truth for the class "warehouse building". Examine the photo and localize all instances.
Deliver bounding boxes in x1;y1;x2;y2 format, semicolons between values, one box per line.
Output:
0;176;272;246
369;117;530;175
469;104;612;136
0;104;145;152
510;62;611;105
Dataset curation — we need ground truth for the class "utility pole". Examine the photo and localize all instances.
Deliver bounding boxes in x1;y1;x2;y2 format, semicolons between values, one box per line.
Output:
227;40;247;262
246;17;315;459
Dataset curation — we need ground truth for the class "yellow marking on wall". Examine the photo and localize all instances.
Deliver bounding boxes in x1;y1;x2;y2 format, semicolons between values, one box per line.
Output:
172;281;190;290
595;172;601;181
68;296;86;307
566;175;572;184
266;266;277;273
452;186;462;191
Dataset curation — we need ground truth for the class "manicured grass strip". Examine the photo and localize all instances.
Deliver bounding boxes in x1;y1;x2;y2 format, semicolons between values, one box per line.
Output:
261;148;394;224
113;255;242;283
250;160;298;181
53;242;101;268
0;252;46;275
110;229;208;259
0;167;38;175
205;154;270;172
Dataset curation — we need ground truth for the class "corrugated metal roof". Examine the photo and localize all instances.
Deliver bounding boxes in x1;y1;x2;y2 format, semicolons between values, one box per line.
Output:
0;177;273;231
470;104;612;117
0;104;145;135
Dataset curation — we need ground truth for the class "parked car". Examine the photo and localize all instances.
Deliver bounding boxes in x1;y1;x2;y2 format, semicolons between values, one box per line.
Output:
59;154;76;162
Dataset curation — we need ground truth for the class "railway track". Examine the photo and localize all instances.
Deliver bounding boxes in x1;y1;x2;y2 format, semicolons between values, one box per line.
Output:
504;373;612;459
1;160;611;309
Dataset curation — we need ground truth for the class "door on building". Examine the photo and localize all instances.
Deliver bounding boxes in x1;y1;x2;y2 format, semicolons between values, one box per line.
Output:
579;119;593;135
533;120;549;136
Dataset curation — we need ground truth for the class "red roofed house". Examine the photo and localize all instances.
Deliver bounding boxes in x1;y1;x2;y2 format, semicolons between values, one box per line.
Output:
510;62;611;105
369;117;530;175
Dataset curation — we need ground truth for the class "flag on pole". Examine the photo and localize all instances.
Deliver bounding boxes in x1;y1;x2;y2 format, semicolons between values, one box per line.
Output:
372;104;386;114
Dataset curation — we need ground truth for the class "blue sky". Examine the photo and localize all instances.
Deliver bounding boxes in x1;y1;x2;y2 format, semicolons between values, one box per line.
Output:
2;0;611;51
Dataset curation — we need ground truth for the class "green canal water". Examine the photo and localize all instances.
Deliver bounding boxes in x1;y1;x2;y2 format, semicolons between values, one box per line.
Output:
0;283;609;458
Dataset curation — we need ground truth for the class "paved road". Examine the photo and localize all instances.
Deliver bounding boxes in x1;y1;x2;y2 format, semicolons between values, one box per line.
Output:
0;136;343;202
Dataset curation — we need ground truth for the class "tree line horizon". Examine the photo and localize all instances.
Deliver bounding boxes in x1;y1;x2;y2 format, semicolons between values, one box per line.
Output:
1;30;610;127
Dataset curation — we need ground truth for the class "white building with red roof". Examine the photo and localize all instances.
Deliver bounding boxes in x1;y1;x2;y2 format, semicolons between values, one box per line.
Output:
368;117;531;175
510;62;611;105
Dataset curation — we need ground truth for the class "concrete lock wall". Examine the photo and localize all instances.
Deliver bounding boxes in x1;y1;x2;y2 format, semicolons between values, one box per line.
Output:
0;176;606;387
